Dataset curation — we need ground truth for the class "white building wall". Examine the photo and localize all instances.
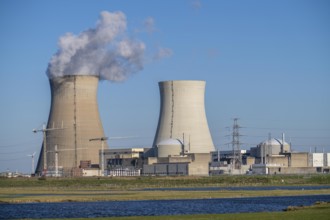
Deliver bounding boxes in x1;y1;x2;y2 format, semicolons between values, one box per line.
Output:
82;169;101;177
158;144;182;157
312;153;324;167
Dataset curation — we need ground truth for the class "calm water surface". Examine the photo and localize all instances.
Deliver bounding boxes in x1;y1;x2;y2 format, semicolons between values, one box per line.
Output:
1;194;330;219
143;185;330;191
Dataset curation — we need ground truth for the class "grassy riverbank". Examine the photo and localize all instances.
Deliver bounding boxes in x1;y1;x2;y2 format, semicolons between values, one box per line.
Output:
1;187;330;203
1;174;329;189
0;174;329;203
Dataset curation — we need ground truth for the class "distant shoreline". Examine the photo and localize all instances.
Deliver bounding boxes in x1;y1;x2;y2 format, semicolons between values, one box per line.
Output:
0;174;329;204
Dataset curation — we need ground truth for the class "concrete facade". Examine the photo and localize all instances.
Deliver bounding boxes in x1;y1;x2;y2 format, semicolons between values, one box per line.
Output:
246;157;255;166
36;76;107;175
252;164;323;175
144;153;210;176
268;167;322;174
188;153;211;176
325;153;330;166
267;155;288;167
290;152;309;167
153;81;215;155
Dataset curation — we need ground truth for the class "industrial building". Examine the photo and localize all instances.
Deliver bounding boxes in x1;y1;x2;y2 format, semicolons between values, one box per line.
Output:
143;154;211;176
34;76;329;177
210;135;330;175
102;148;145;176
250;136;291;164
35;75;108;176
209;150;251;175
251;151;330;175
35;78;215;177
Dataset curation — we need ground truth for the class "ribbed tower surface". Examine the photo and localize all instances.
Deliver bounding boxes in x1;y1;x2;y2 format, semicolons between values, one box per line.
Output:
153;80;215;155
36;75;108;174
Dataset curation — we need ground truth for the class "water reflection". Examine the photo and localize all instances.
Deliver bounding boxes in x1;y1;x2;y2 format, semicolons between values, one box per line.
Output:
1;194;329;219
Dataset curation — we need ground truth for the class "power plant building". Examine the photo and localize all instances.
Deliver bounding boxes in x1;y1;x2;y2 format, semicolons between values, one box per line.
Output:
250;138;291;164
33;75;329;177
36;75;108;176
153;80;215;156
145;80;215;176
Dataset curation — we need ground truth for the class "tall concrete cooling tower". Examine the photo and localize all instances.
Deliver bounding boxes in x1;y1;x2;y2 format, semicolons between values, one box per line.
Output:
36;75;108;175
152;80;215;156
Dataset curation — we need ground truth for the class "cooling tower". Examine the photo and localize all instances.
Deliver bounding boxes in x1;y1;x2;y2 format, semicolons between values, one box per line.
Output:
36;75;108;175
153;80;215;156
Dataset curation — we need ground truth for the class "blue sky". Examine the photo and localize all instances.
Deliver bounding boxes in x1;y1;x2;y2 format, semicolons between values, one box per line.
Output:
0;0;329;173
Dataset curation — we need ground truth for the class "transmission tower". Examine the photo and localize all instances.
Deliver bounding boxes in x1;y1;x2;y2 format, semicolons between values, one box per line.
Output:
231;118;242;169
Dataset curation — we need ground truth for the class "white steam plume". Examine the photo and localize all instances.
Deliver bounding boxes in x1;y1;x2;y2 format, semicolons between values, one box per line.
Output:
153;47;173;60
46;11;145;81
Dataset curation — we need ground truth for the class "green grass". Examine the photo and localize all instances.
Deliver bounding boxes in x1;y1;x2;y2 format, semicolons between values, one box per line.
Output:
0;174;329;203
1;188;330;203
1;174;329;190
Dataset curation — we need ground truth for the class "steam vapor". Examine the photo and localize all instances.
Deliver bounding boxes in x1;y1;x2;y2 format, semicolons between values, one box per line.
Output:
46;11;145;81
153;47;173;60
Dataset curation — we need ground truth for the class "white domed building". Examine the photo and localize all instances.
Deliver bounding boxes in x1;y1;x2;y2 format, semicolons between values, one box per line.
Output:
250;136;291;165
156;138;184;157
256;138;291;157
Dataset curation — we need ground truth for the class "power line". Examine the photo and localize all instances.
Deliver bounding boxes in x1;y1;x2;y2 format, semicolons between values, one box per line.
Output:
246;127;330;132
0;150;32;155
0;156;28;161
0;139;40;148
289;136;330;139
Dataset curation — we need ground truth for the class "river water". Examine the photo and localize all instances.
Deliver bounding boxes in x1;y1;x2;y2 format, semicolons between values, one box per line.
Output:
143;185;330;191
1;194;330;219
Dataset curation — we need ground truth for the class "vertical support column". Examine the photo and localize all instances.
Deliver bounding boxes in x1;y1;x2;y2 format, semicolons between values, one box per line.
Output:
43;124;47;174
73;76;77;168
170;81;174;138
55;145;58;177
101;140;104;176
